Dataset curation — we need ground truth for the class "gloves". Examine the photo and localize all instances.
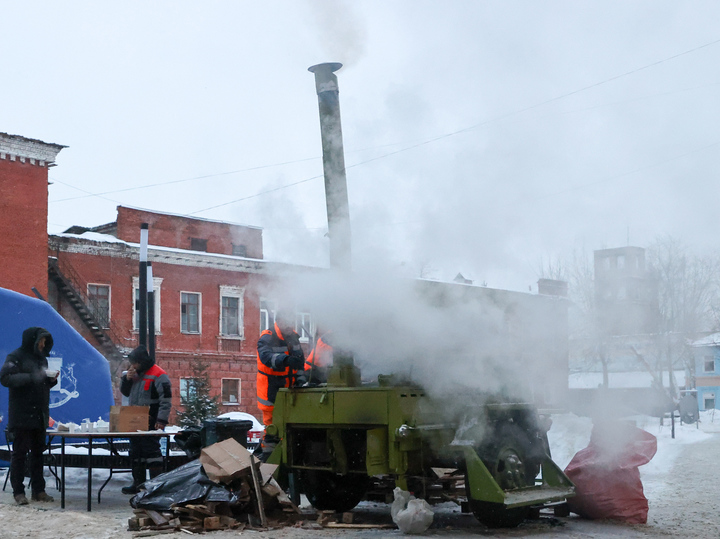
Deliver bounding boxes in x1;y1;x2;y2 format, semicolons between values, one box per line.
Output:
287;354;305;371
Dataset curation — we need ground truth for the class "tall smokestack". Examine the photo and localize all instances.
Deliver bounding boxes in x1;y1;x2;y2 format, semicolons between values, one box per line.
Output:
309;62;352;271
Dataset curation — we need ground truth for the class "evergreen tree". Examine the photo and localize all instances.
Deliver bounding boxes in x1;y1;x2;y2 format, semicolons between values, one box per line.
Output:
176;356;219;428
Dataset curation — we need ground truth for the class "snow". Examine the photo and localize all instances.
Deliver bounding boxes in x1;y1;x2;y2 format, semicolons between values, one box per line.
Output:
690;332;720;347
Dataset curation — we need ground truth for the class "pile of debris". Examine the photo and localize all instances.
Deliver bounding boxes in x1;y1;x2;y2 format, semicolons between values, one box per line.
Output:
127;438;306;535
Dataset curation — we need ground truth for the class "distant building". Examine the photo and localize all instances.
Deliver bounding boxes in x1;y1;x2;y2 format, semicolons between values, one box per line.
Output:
594;246;658;335
690;333;720;410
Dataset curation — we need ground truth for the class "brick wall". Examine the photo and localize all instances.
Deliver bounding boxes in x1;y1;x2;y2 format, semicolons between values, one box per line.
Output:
0;157;50;298
116;206;263;259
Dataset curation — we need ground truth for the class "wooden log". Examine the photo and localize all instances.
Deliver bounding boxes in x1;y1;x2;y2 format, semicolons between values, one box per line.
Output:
342;512;354;524
203;516;222;530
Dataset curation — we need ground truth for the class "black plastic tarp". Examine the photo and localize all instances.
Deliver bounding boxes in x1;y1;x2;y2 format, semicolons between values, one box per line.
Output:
130;459;224;511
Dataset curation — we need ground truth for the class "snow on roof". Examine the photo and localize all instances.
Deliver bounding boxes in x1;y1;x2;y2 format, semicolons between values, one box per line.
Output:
569;370;686;389
119;205;263;230
691;332;720;347
54;231;127;244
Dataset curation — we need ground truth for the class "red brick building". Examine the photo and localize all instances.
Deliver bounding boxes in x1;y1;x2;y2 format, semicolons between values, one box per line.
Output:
0;132;65;299
49;206;316;424
1;131;571;427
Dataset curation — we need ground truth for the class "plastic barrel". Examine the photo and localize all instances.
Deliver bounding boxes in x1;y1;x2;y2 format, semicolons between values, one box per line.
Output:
201;418;254;447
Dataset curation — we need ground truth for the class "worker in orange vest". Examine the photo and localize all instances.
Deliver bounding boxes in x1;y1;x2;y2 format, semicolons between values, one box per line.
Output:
256;310;305;458
305;328;333;384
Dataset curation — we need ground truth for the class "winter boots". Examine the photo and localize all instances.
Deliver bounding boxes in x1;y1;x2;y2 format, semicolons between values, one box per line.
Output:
122;462;147;495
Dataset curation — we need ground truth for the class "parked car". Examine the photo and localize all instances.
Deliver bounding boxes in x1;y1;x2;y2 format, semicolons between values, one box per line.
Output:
217;412;265;450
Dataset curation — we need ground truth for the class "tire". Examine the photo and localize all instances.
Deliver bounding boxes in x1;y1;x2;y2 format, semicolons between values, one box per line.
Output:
469;424;536;528
301;470;368;512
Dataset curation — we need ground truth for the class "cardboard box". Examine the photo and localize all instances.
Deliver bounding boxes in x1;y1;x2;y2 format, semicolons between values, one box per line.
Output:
200;438;254;484
109;405;150;432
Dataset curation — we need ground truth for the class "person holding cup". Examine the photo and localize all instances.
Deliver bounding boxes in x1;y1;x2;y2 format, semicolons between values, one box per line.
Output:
0;327;58;505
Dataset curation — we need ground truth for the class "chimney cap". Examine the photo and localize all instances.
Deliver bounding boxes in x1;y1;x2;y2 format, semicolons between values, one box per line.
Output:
308;62;343;74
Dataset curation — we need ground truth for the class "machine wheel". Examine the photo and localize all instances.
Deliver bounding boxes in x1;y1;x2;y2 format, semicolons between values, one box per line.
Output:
301;470;368;512
470;425;535;528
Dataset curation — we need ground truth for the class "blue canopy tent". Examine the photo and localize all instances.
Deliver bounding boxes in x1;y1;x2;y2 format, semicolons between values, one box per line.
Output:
0;287;115;447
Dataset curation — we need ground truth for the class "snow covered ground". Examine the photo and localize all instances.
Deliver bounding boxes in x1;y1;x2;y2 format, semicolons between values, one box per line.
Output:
0;410;717;538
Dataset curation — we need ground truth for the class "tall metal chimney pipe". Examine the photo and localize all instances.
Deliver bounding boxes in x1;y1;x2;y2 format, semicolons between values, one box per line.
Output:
309;62;352;271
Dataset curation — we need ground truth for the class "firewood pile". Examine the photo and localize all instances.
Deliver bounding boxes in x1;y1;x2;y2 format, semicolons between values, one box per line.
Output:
127;438;398;536
127;438;307;535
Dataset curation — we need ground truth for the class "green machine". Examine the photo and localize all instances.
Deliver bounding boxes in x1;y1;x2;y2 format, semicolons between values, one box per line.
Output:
267;363;574;528
276;63;575;528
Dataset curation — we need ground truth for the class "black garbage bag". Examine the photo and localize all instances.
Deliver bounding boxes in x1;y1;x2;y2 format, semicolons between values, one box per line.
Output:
130;459;216;511
174;426;203;459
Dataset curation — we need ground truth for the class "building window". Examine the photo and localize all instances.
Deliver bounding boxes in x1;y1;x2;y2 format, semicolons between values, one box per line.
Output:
296;311;312;343
181;292;201;333
703;392;715;410
190;238;208;252
220;286;244;338
704;357;715;373
232;244;247;257
616;255;625;270
179;378;195;401
87;284;110;328
132;276;163;331
259;299;277;332
221;378;241;405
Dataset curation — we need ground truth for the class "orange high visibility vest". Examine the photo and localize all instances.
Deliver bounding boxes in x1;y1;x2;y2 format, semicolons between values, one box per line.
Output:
256;323;303;424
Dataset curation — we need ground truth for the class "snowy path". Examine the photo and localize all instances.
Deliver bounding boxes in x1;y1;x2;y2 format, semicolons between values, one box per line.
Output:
646;432;720;537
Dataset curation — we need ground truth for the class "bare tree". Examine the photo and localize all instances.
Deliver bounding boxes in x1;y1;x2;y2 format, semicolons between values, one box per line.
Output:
646;236;720;389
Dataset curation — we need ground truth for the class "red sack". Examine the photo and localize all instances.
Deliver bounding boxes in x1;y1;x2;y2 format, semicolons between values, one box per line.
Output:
564;421;657;524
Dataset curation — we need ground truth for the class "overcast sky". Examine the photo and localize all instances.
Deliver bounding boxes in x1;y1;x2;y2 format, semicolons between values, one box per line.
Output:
2;1;719;293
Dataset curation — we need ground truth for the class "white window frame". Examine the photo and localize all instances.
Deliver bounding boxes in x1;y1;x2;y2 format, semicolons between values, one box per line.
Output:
87;283;111;328
259;298;277;333
296;310;313;343
179;377;194;401
132;276;163;332
219;285;244;339
180;291;202;334
221;378;241;405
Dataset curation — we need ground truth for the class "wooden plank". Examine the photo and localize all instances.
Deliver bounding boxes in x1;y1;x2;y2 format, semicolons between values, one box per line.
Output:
132;529;178;537
325;522;396;529
249;457;267;527
146;510;169;526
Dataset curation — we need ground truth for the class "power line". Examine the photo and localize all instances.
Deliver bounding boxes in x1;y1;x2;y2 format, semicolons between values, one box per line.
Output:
49;36;720;211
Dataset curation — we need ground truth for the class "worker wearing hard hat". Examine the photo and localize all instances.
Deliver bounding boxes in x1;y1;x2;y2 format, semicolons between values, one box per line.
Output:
256;310;306;425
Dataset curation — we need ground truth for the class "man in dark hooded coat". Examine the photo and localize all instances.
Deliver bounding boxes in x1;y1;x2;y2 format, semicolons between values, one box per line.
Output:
119;345;172;494
0;327;58;505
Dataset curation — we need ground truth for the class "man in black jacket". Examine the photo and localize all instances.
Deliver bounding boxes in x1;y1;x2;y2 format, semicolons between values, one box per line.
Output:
0;327;58;505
